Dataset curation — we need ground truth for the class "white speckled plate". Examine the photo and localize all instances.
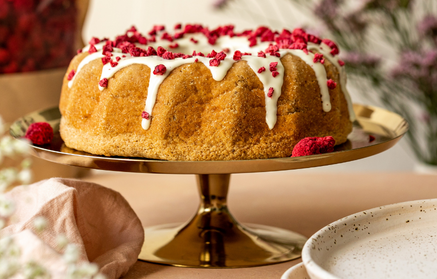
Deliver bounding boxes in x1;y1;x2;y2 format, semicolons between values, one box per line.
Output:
302;199;437;279
281;263;311;279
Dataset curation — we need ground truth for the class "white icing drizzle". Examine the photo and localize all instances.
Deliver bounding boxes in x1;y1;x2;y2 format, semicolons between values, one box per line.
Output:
69;33;354;130
279;49;332;113
241;55;284;129
308;43;356;121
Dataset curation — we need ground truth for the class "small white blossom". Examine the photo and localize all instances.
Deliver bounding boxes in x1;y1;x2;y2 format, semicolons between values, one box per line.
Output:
0;136;14;157
21;158;32;169
0;236;21;258
33;216;48;232
13;138;31;155
22;261;50;279
56;234;69;250
18;168;32;185
0;259;19;279
66;262;99;279
63;244;80;264
0;195;16;218
0;168;18;186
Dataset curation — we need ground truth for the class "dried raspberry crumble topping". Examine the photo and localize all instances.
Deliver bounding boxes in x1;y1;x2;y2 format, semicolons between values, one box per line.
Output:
271;71;279;77
88;44;97;54
338;59;345;66
142;111;150;120
258;66;266;73
313;53;325;64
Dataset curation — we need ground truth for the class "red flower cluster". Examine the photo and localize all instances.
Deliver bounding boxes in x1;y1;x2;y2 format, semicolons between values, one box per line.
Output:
291;136;335;157
0;0;77;74
25;122;53;145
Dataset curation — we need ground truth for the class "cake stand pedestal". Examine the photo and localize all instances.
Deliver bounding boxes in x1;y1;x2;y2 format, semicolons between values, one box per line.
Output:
10;104;408;268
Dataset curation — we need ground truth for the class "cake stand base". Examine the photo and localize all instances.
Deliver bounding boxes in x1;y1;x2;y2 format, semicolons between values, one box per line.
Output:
138;174;306;267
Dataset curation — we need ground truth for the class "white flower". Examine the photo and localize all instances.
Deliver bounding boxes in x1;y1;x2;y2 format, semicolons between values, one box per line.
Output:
63;244;80;264
0;259;19;279
21;158;32;169
13;138;31;155
56;234;69;250
0;236;21;258
22;261;50;279
66;262;99;279
33;216;48;232
93;274;107;279
0;168;18;186
18;168;32;185
0;136;14;157
0;195;15;218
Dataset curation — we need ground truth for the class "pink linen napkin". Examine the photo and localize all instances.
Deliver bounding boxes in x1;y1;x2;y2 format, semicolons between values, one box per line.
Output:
1;178;145;279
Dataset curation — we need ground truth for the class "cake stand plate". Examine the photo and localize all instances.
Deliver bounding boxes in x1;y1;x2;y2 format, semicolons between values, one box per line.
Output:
10;104;408;268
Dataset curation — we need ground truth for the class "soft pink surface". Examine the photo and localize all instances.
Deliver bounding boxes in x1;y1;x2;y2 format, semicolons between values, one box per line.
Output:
2;178;144;279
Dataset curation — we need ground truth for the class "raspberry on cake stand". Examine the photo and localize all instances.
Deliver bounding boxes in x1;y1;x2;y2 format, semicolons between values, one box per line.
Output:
10;104;408;268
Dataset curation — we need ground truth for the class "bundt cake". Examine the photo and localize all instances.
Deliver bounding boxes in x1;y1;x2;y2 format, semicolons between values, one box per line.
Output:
59;24;354;161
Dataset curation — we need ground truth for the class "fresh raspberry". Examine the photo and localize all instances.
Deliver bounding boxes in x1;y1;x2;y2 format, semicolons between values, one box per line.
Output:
291;136;335;157
327;79;337;89
25;122;53;145
153;64;166;75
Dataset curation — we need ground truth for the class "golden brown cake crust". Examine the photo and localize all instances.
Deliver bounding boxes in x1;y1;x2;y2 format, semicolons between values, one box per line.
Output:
60;50;352;161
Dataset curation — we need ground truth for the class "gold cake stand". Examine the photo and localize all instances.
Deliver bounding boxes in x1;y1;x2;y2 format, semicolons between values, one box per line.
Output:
10;104;408;268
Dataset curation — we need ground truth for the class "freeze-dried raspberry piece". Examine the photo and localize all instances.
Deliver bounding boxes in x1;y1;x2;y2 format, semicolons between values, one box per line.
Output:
223;48;230;54
322;39;339;55
174;53;184;58
116;57;121;61
269;62;278;72
110;60;118;67
157;46;166;57
233;50;242;61
161;32;174;42
67;69;75;80
162;51;175;60
142;111;150;120
102;56;111;65
207;50;217;58
77;49;83;54
169;43;179;49
313;53;325;64
327;79;337;89
258;66;266;73
147;46;157;56
272;71;279;77
153;64;166;75
190;37;198;44
291;136;335;157
338;59;345;66
99;78;109;87
25;122;53;146
216;51;226;61
174;23;182;30
257;51;266;58
88;44;97;54
289;43;308;54
307;34;321;44
267;87;274;98
89;37;100;45
209;58;220;67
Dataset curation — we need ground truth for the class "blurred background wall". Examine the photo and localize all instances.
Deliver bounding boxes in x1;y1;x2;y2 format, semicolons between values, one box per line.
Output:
82;0;415;172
